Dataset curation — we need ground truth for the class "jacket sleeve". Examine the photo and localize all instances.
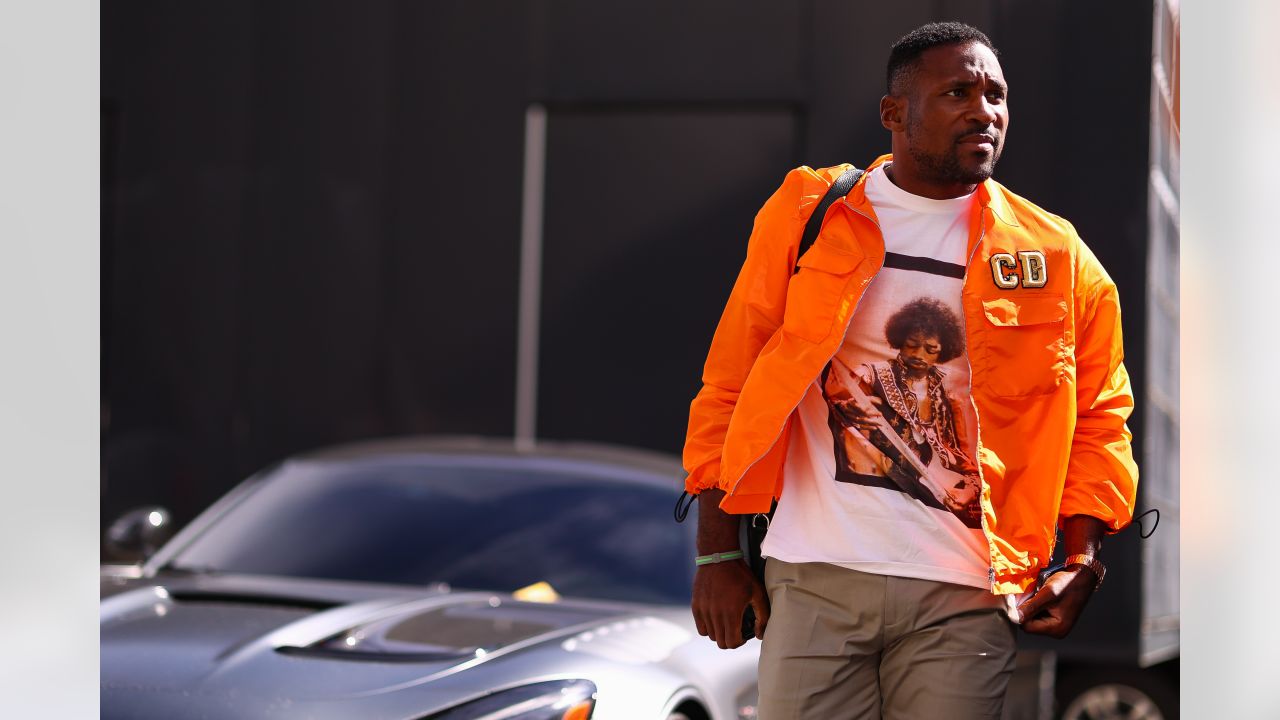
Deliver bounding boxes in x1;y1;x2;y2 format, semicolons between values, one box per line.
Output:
1061;236;1140;532
682;168;821;495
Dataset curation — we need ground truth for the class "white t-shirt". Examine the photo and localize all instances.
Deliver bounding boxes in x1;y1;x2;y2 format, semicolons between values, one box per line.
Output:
760;164;992;589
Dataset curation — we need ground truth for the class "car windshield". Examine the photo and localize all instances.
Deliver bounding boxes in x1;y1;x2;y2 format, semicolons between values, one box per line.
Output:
165;455;695;604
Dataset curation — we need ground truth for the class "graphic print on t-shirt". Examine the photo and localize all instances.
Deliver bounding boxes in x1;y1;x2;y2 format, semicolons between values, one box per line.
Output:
757;165;988;586
760;163;990;589
821;288;983;529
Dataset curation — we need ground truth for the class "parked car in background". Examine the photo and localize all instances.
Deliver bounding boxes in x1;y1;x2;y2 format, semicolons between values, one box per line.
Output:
101;437;760;720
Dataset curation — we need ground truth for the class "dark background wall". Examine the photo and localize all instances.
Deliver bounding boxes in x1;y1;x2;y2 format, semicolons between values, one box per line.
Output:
102;0;1153;658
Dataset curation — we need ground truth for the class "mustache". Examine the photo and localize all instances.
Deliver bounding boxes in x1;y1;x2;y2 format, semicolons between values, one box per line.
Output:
955;127;1000;143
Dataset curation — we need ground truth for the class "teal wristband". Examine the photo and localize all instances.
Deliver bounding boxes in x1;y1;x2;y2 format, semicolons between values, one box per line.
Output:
695;550;744;566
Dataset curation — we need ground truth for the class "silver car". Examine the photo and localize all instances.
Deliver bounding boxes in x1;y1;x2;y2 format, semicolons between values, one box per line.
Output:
100;437;760;720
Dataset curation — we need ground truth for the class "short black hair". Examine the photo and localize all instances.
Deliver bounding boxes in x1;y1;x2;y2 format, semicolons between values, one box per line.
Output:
886;22;997;95
883;297;965;364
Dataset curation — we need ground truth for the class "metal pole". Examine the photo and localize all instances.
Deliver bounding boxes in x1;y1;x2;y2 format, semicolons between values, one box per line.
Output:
515;105;547;451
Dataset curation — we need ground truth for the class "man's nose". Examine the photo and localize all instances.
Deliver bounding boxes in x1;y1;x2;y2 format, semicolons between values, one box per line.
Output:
968;97;999;126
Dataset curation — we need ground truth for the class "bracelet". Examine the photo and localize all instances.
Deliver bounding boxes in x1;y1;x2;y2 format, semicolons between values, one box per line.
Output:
1063;553;1107;590
695;550;744;566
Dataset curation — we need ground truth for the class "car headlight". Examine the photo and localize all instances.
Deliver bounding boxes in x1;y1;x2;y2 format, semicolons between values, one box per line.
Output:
422;679;597;720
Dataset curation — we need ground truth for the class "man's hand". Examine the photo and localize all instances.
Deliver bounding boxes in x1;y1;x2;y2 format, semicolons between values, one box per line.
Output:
689;488;769;649
1015;566;1096;638
691;559;769;648
832;395;883;431
1017;515;1108;638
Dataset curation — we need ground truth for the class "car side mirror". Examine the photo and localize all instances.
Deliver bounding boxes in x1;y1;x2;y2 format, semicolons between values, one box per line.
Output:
104;506;175;563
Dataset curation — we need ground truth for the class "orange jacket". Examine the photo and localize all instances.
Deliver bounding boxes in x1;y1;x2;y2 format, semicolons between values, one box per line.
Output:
683;155;1138;594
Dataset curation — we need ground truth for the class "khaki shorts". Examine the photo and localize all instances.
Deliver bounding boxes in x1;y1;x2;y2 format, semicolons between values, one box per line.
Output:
758;558;1017;720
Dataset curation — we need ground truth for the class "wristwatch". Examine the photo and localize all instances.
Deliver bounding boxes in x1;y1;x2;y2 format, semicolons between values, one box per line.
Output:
1063;554;1106;590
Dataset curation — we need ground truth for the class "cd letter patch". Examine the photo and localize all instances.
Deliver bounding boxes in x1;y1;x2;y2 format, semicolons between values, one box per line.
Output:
989;250;1048;289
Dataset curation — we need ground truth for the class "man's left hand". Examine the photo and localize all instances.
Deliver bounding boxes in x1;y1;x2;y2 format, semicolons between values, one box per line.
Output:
1015;566;1096;638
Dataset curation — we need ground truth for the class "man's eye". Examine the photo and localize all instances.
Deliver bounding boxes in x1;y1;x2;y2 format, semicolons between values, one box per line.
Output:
946;88;966;97
986;91;1006;102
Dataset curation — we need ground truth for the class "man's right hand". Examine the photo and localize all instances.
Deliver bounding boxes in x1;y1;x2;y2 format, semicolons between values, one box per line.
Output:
691;559;769;649
689;488;771;648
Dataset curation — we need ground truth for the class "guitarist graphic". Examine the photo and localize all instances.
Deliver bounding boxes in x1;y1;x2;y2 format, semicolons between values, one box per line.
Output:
822;298;983;529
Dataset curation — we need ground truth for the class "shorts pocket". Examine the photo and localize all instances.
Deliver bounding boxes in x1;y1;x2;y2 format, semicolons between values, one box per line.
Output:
979;292;1067;397
782;242;864;343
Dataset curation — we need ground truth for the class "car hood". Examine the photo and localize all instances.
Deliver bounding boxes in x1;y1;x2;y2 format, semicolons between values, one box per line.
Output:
101;572;682;719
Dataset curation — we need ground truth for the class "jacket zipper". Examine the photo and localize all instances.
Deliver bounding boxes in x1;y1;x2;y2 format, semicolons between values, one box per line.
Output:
728;200;885;498
961;207;999;593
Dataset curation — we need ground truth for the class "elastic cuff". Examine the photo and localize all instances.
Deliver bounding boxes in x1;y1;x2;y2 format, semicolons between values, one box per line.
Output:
1057;511;1128;534
682;471;720;496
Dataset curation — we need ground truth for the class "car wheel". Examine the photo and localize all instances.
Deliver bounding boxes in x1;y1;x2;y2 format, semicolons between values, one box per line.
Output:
1057;667;1177;720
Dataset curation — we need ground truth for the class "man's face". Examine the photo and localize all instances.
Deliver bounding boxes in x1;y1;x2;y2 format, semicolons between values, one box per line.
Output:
899;331;942;374
901;41;1008;186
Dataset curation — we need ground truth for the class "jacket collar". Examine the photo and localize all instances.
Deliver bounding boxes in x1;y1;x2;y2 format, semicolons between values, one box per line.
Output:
976;174;1021;229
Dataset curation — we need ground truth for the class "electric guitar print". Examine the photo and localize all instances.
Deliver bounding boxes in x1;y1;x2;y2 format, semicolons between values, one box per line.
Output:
829;371;980;518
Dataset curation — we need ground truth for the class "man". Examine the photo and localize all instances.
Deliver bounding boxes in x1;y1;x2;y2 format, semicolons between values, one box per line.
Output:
682;22;1137;719
825;297;981;528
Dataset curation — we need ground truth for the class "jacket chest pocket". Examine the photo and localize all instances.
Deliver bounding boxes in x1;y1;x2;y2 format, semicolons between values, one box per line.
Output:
977;292;1068;397
783;242;864;344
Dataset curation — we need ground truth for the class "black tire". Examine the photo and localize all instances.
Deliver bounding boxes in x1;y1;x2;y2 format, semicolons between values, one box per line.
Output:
1056;665;1178;720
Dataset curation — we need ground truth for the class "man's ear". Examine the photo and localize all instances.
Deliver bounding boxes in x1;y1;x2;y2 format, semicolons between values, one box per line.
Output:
881;94;906;133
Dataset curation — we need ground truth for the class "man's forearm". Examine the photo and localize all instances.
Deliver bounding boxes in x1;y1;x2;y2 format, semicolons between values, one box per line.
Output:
696;489;741;555
1060;514;1106;559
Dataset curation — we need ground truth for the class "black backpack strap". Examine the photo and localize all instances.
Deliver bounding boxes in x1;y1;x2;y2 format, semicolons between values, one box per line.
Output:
794;165;863;273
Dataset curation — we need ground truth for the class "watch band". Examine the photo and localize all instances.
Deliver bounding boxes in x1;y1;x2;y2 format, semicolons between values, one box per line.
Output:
1063;553;1106;590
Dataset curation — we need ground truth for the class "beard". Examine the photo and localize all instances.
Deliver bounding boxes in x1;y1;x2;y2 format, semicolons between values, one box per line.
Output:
905;111;1002;186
